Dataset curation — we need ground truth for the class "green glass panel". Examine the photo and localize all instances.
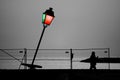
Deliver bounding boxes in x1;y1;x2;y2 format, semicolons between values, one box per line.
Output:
42;14;46;23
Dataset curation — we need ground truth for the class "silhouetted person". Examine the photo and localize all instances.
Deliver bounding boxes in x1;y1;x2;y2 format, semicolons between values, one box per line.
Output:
90;51;97;70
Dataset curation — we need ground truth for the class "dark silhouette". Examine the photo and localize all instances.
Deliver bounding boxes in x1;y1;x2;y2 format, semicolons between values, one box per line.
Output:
89;51;97;70
80;51;120;70
21;63;42;69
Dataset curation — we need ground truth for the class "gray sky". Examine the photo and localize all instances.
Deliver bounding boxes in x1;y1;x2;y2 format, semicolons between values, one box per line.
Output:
0;0;120;57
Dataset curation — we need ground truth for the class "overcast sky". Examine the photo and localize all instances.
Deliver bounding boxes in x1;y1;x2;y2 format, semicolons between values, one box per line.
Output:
0;0;120;57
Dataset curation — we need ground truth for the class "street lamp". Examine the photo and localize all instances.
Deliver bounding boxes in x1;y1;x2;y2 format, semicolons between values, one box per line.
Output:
42;8;55;26
22;7;55;69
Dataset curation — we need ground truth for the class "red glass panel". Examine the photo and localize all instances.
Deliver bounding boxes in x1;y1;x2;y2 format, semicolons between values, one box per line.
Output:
44;15;54;25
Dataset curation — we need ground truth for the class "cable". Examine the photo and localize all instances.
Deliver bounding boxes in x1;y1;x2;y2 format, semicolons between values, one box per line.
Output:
0;49;22;63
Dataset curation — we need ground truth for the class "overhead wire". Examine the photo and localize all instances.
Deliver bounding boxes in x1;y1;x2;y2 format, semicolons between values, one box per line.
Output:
0;49;22;63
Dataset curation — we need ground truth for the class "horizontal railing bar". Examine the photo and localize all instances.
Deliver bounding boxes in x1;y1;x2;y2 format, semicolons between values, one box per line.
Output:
0;59;80;62
0;48;109;50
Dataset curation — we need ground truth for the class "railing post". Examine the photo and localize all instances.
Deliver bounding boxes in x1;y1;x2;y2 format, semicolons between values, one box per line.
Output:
24;48;27;69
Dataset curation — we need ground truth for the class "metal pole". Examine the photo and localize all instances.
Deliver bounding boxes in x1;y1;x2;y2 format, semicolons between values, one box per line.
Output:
24;48;27;69
31;26;46;67
108;48;110;70
70;49;73;69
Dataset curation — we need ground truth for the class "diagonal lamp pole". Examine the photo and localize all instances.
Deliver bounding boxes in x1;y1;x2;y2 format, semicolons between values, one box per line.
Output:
31;25;47;69
21;7;55;69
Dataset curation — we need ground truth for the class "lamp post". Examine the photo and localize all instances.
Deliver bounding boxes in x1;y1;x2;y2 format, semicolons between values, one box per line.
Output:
22;7;55;69
31;7;55;69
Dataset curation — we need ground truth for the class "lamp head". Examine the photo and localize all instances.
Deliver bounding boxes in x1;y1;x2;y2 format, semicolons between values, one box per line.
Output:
42;7;55;26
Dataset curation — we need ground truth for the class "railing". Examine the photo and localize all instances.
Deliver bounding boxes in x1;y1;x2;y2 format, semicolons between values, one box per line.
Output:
0;48;109;69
